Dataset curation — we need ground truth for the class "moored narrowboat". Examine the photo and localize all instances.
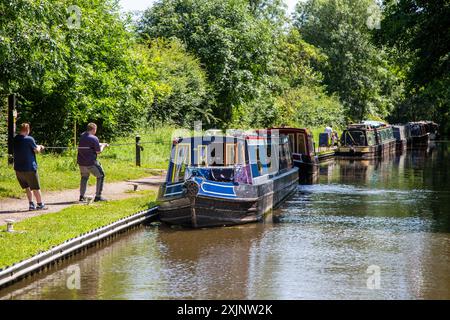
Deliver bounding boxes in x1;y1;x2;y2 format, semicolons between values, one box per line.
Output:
157;131;299;228
336;124;378;158
336;121;396;159
269;127;319;176
407;122;430;148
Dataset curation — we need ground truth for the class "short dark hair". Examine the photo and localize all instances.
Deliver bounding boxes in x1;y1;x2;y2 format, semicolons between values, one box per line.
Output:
20;123;30;133
87;123;97;131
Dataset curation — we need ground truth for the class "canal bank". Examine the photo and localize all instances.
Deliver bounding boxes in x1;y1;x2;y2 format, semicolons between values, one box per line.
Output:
0;191;159;289
1;142;449;299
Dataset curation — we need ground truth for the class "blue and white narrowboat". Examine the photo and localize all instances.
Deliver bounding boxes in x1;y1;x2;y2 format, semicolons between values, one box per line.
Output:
157;132;299;228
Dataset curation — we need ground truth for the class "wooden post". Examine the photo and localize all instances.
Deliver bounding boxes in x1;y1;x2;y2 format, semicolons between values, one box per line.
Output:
74;120;77;147
135;135;141;167
7;94;16;165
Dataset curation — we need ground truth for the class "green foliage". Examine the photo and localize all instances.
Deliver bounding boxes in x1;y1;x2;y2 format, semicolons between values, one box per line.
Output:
379;0;450;135
0;1;213;146
139;0;287;125
274;85;345;128
145;38;215;126
294;0;403;122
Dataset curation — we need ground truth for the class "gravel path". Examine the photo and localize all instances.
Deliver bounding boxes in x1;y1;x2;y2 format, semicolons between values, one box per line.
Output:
0;174;165;226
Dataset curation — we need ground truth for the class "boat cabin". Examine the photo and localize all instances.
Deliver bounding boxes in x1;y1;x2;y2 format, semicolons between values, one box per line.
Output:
158;132;299;228
337;122;396;158
166;133;293;187
407;122;430;147
267;127;318;175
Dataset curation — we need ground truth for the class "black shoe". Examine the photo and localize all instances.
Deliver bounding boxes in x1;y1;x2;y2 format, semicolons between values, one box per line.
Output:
36;203;48;210
94;196;107;202
79;196;86;202
29;202;36;211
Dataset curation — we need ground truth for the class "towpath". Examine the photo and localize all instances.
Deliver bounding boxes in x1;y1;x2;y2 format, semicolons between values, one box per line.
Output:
0;174;165;226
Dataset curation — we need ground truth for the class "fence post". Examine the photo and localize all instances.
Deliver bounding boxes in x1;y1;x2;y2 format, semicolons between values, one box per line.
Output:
7;94;16;166
135;135;141;167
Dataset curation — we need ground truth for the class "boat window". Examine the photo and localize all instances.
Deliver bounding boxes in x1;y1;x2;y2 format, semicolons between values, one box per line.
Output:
308;134;314;155
393;128;401;140
248;142;270;177
379;130;384;142
260;144;271;175
172;144;190;183
279;140;292;170
366;131;376;146
344;131;366;146
198;145;208;167
297;133;307;154
209;143;225;166
237;140;246;165
288;134;295;153
225;143;235;166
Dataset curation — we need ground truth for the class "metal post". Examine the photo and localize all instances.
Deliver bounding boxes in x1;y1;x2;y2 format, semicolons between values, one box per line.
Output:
7;94;16;165
136;135;141;167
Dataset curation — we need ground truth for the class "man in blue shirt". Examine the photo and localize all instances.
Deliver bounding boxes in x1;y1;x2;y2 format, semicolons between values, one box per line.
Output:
77;123;108;202
13;123;47;211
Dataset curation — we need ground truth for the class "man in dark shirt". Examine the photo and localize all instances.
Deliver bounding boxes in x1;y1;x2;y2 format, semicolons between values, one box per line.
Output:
13;123;47;211
77;123;108;202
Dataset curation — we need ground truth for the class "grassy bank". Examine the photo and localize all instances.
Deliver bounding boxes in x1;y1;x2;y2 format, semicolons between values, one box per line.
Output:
0;190;158;269
0;127;175;199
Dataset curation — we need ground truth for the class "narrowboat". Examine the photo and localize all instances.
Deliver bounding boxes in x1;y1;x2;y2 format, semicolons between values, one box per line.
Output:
407;122;430;148
157;131;299;228
392;125;409;151
269;127;319;176
336;121;396;159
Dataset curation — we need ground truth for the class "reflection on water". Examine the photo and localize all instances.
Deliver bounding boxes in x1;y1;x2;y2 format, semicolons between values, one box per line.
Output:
1;143;449;300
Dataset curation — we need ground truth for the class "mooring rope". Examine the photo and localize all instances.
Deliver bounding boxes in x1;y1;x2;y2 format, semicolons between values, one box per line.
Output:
40;140;168;150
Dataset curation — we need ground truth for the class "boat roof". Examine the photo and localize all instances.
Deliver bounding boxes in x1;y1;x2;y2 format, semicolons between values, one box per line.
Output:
362;120;389;128
347;121;390;130
268;127;310;134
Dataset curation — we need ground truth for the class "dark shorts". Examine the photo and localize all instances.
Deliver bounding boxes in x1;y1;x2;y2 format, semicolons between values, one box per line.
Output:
15;171;41;190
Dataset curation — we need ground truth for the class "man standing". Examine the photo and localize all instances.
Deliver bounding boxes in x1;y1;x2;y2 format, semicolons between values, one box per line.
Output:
77;123;108;202
13;123;46;211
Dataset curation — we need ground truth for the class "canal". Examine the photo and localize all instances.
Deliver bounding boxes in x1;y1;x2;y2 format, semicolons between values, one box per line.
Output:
1;143;449;299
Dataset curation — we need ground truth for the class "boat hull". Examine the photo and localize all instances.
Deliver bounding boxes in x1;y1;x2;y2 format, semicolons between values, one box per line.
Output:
158;169;299;228
336;141;396;159
408;134;430;149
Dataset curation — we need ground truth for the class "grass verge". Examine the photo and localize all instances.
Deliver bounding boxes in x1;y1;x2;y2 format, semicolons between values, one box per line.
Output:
0;190;158;269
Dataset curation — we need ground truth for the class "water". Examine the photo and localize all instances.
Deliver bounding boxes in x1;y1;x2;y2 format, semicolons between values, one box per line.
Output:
1;143;450;300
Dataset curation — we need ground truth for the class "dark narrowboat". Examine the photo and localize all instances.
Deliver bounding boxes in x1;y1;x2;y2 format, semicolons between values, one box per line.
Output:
268;127;319;176
392;125;409;151
157;131;299;228
407;122;430;148
336;121;396;159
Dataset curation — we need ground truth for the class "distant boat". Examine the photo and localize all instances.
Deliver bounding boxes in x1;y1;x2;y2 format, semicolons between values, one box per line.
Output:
157;131;299;228
268;127;337;180
336;122;396;159
407;122;430;148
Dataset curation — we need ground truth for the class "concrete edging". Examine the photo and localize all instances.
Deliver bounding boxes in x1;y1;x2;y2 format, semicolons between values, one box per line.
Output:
0;206;159;289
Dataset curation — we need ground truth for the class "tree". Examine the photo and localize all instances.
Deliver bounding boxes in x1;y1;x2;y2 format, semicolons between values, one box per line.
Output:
145;38;215;126
138;0;287;126
379;0;450;133
294;0;403;122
